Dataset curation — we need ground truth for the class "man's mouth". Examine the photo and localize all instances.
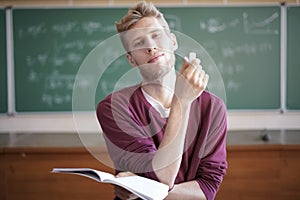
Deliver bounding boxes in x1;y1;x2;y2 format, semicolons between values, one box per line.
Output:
147;53;165;63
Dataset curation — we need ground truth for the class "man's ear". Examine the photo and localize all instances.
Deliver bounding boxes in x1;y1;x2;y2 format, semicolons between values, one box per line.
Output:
126;52;137;67
170;33;178;51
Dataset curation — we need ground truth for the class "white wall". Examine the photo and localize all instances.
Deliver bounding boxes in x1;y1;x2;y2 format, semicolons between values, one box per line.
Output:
1;111;300;133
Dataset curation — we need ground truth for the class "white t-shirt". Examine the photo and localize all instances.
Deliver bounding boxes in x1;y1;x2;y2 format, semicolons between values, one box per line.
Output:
141;89;170;118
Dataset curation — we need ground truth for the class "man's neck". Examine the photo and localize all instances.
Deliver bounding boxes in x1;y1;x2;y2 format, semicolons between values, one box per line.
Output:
141;70;176;109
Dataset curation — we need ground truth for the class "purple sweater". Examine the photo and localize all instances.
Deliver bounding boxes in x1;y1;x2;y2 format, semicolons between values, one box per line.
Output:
97;84;227;200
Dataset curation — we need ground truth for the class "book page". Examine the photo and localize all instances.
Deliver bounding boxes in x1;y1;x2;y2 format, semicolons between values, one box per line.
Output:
52;168;168;200
105;175;169;200
51;168;115;182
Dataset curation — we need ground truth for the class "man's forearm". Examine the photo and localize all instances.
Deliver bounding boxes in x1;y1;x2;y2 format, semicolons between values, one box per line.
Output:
166;181;207;200
152;97;191;187
152;56;209;188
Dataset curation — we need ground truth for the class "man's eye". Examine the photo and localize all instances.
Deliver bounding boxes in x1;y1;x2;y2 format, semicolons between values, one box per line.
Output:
134;40;143;47
153;32;161;38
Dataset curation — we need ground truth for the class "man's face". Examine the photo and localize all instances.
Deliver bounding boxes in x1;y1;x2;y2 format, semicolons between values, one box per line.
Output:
122;17;178;82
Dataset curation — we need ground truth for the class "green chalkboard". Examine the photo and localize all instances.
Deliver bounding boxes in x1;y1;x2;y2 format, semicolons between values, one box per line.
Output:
161;6;281;109
13;8;128;112
13;6;281;112
0;9;7;114
286;6;300;110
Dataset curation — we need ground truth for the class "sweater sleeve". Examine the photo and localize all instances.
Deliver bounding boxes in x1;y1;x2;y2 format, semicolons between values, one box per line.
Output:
195;99;228;200
96;94;160;181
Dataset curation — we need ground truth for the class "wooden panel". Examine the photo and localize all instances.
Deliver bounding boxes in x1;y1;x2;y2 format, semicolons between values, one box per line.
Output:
0;152;6;200
216;149;281;200
3;148;115;200
226;150;280;178
280;150;300;199
2;145;300;200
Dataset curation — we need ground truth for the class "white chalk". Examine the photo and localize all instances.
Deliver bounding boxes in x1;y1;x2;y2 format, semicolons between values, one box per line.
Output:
189;52;196;62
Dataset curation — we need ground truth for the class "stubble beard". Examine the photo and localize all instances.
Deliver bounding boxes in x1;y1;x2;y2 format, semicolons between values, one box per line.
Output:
138;53;176;85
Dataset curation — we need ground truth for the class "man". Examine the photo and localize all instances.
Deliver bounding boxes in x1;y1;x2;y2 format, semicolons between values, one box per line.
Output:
97;1;227;200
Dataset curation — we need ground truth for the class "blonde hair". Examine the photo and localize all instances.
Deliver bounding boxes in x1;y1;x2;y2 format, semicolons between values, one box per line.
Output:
115;1;169;33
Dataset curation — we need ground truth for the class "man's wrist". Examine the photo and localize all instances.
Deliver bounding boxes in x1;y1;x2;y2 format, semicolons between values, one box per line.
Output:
171;95;192;110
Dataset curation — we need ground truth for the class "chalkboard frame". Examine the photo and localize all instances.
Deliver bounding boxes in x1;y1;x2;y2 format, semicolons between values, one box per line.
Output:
286;5;300;110
0;8;7;114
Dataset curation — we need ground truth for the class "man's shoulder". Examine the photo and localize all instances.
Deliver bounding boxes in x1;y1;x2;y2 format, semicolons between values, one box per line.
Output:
200;90;227;110
201;90;225;103
98;84;141;107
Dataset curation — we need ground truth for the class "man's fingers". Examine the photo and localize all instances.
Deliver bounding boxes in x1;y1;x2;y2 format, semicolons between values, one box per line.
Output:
191;58;201;71
114;185;137;200
203;74;209;89
116;171;136;178
178;54;209;90
198;70;205;81
178;57;190;75
179;56;202;76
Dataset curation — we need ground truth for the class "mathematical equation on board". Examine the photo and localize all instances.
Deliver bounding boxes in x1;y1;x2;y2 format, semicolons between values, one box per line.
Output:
17;20;116;38
198;11;279;93
166;10;279;94
199;11;279;35
25;58;130;108
16;18;122;108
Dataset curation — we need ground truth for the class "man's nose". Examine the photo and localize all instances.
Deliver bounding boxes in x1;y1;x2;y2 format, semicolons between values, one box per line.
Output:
146;47;157;54
144;38;157;53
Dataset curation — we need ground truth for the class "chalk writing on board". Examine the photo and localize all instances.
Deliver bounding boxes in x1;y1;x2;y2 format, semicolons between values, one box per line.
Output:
82;21;102;35
221;42;273;57
16;17;119;108
199;16;241;34
26;54;48;67
165;14;182;31
18;23;47;38
201;37;274;93
243;12;279;35
200;18;228;33
218;63;245;76
101;24;116;33
63;40;85;50
28;70;39;82
218;62;243;92
226;79;240;91
18;21;116;39
52;22;77;37
44;71;74;90
25;39;103;69
203;40;273;59
37;70;95;107
199;12;279;35
42;93;72;106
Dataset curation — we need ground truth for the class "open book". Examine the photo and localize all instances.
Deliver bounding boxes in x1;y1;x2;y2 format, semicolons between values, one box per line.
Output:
51;168;169;200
